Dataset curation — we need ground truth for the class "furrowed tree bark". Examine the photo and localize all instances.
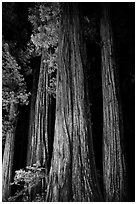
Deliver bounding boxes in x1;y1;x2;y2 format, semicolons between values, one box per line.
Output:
2;100;18;201
27;50;50;173
100;4;127;201
46;3;102;202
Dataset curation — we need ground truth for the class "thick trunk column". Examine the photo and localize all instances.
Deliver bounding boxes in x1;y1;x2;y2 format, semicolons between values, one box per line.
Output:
46;3;102;202
100;4;127;201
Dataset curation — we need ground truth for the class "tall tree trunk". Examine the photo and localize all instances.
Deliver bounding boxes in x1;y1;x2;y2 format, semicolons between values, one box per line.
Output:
46;3;102;202
27;58;40;166
100;4;127;201
2;100;18;201
27;50;49;173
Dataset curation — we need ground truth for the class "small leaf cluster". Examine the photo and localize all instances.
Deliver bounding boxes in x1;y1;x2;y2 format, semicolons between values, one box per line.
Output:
46;46;58;97
8;164;47;201
29;3;60;51
13;165;46;189
46;77;57;98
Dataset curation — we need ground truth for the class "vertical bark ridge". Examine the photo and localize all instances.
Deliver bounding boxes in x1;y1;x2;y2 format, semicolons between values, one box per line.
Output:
100;4;127;201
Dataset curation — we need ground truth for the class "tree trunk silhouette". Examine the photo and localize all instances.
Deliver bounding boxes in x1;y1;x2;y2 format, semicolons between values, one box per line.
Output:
100;4;127;201
2;100;18;201
27;50;50;173
46;3;102;202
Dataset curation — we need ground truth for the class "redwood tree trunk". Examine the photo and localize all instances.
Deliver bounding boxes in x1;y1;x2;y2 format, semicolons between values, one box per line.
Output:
27;50;49;173
100;4;127;201
2;100;18;201
46;3;102;202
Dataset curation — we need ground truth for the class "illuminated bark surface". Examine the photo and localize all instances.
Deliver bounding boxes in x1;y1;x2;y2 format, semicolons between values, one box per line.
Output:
27;50;49;172
100;4;127;201
46;3;102;202
2;101;18;201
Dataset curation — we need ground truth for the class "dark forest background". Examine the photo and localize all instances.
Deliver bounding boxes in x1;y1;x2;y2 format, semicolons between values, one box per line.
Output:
2;2;135;202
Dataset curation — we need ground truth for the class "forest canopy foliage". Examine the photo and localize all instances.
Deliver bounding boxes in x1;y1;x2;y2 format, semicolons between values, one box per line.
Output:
2;41;30;148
